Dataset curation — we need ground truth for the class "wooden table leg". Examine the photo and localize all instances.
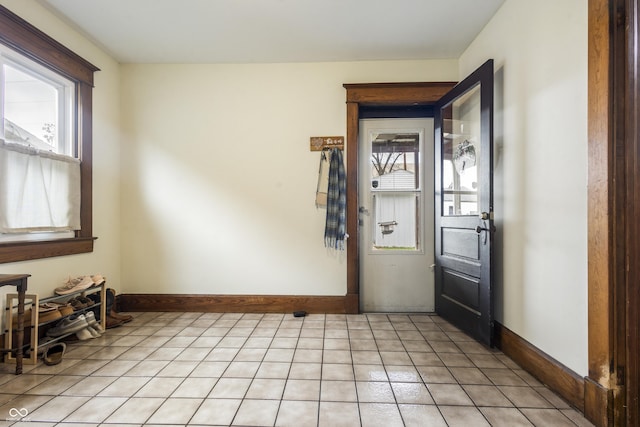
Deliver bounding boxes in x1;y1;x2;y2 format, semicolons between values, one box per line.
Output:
15;283;25;375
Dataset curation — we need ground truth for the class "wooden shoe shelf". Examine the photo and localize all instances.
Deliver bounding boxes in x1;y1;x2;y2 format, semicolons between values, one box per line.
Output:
4;283;106;366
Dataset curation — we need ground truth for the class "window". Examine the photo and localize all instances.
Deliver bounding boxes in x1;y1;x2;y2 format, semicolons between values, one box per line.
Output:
0;5;99;263
368;131;422;251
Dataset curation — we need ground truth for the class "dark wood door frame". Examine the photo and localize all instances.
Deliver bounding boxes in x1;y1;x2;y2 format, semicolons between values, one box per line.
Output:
587;0;639;425
342;82;457;314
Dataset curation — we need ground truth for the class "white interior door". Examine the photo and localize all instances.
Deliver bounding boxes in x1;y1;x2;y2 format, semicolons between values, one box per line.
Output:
359;118;435;312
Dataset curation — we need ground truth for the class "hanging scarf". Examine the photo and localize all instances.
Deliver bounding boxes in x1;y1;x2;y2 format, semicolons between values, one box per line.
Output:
324;148;346;250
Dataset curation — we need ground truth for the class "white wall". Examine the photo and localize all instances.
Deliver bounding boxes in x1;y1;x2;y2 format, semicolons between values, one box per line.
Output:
0;1;122;305
459;0;588;375
120;61;458;295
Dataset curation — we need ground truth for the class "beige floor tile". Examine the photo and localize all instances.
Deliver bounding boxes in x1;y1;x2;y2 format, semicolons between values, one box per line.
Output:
155;360;198;377
391;382;434;404
439;405;491;426
245;378;286;399
208;377;252;398
283;379;321;401
205;347;239;361
463;384;514;407
24;375;83;395
449;367;492;385
190;398;242;425
3;312;595;427
322;363;354;380
276;400;319;427
427;383;475;406
174;347;211;361
255;361;292;379
520;408;579;426
122;360;168;376
171;376;218;397
233;348;268;362
318;401;360;427
356;381;396;403
480;407;534;426
359;402;404;427
64;396;127;423
385;365;421;383
97;376;151;397
103;397;164;424
222;361;261;378
61;376;117;396
320;380;358;402
399;404;447;427
499;386;555;408
146;397;202;424
323;349;352;364
133;376;183;397
353;364;388;382
293;349;323;363
232;399;280;426
27;396;89;422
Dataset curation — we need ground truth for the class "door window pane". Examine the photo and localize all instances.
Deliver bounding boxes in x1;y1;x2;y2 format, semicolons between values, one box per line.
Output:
369;131;421;251
442;84;480;216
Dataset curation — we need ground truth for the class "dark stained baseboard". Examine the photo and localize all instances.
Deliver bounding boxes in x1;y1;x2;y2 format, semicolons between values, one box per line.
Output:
495;322;586;413
118;293;353;314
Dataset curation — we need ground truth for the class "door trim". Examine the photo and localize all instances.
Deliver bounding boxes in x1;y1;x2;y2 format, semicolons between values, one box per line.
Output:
343;82;458;313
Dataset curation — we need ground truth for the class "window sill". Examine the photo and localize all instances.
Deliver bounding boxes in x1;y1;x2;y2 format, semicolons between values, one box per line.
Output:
0;236;96;263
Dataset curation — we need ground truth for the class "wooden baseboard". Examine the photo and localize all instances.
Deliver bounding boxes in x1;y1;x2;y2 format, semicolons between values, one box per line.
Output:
118;293;354;314
584;377;613;427
495;322;585;412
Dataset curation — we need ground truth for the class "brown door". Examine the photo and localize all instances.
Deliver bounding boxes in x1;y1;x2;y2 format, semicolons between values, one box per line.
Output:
434;59;495;346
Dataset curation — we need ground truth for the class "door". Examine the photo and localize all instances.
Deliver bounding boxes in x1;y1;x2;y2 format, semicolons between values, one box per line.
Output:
434;59;494;346
359;118;435;312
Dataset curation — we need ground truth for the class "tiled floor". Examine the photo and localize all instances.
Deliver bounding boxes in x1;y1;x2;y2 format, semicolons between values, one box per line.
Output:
0;312;594;426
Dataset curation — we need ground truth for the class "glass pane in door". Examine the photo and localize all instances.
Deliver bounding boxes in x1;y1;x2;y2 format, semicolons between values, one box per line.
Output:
441;83;481;216
369;131;421;251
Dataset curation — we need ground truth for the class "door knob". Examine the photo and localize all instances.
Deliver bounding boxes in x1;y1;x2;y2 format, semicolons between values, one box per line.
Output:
359;206;368;214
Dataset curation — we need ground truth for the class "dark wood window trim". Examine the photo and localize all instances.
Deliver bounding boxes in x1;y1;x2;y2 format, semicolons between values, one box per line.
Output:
0;5;99;263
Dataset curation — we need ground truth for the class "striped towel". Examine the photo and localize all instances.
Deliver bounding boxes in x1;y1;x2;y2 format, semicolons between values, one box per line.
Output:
324;148;346;250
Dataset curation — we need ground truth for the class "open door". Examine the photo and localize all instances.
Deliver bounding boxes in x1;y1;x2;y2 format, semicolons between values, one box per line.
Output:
434;59;494;346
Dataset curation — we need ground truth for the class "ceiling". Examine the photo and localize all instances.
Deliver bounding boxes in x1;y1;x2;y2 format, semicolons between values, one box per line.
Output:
36;0;504;64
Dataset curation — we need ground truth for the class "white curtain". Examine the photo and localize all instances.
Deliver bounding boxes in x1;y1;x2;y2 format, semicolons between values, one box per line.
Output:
0;140;80;233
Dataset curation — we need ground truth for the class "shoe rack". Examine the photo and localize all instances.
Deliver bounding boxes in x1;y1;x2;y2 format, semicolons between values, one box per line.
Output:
4;284;106;365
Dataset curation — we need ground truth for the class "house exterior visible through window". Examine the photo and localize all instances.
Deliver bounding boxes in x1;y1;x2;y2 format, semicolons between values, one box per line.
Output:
0;5;99;263
0;45;79;240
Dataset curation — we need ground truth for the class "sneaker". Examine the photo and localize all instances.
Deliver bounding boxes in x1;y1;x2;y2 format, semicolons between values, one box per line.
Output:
86;326;101;338
54;276;95;295
91;274;106;286
76;327;94;341
46;314;90;337
85;311;105;333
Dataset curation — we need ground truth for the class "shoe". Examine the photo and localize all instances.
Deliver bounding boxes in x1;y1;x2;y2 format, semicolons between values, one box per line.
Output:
91;274;106;286
76;327;94;341
84;311;104;334
37;308;63;325
46;314;90;337
54;276;95;295
110;308;133;323
86;326;101;338
42;342;66;366
106;315;124;329
68;297;89;311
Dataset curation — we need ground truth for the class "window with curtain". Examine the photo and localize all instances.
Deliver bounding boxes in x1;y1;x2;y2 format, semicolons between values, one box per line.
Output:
0;5;99;263
0;46;80;238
